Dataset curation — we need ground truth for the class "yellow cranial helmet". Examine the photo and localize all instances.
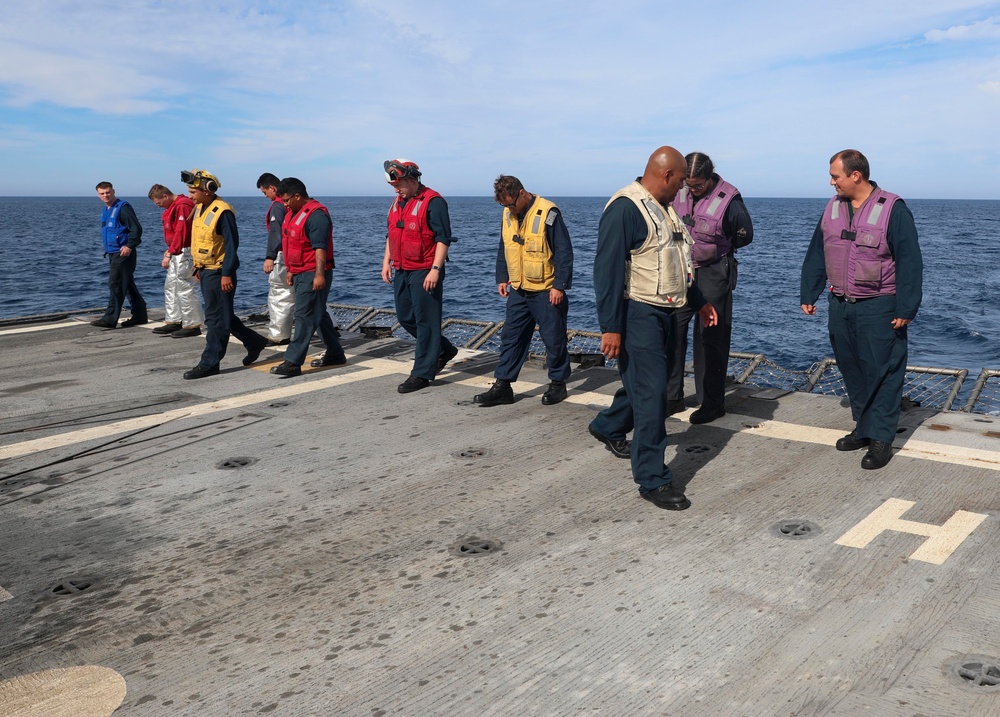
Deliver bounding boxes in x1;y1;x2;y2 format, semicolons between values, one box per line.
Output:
180;169;221;192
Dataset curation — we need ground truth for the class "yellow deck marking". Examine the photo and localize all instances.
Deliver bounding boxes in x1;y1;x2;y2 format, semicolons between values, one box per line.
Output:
835;498;989;565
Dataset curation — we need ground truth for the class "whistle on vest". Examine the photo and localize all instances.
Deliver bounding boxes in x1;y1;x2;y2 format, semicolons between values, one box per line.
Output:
681;215;695;227
841;229;857;241
511;233;525;246
396;221;404;228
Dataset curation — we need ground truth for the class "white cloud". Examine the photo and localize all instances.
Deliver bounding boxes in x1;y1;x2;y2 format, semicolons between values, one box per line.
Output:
979;80;1000;93
925;15;1000;41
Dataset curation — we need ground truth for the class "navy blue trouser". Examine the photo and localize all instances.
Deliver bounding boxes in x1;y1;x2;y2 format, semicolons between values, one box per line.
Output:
393;268;455;380
284;270;345;367
591;300;676;493
669;255;735;411
102;251;147;324
198;270;264;369
827;292;907;444
495;288;570;383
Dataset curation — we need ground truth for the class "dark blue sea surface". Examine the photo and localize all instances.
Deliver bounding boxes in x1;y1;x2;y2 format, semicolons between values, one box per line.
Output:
1;196;997;373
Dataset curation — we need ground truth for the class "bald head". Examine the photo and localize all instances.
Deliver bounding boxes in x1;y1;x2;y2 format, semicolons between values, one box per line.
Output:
640;146;687;205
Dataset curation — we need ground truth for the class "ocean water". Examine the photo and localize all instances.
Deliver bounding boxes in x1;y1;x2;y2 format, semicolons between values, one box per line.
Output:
1;196;997;374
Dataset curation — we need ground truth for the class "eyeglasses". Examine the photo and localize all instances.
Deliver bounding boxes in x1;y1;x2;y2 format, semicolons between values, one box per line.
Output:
685;178;710;193
501;191;521;210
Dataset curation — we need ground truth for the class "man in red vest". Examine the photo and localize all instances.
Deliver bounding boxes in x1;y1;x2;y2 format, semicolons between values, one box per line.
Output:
268;177;346;377
148;183;204;338
381;159;459;393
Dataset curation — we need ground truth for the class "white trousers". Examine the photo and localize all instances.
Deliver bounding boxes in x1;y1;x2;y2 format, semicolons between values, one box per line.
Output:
164;249;205;327
267;251;294;341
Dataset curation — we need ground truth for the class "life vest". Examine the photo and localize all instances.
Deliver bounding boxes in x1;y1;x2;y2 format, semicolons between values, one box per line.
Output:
190;197;234;270
265;199;284;231
820;186;900;298
162;195;194;254
502;195;558;291
672;177;740;267
607;181;693;308
101;199;131;253
386;186;443;270
282;199;334;275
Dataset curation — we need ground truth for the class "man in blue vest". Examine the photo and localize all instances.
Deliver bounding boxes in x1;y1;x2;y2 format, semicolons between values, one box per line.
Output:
800;150;923;470
92;182;148;329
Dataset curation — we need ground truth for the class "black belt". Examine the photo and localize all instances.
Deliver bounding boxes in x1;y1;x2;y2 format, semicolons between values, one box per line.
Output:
833;293;877;304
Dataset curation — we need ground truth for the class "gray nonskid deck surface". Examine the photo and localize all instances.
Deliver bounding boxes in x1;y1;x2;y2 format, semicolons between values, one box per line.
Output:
1;318;998;716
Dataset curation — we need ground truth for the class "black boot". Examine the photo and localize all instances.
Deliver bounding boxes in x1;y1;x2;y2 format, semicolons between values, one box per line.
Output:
474;379;514;407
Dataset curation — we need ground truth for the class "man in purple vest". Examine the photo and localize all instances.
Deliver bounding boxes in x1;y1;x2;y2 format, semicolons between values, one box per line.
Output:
669;153;753;424
800;150;923;470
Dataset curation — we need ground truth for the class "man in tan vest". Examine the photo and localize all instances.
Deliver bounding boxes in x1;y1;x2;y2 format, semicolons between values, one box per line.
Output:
588;147;717;511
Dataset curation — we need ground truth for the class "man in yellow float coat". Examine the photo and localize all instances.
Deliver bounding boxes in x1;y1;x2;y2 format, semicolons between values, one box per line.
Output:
473;174;574;407
181;169;268;379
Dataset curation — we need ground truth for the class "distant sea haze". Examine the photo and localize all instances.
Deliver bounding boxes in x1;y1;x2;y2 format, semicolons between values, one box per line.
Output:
4;196;998;374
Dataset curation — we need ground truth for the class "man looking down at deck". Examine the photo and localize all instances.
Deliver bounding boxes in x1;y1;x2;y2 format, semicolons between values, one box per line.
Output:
148;184;204;338
589;146;717;511
92;182;148;329
473;175;574;407
381;159;459;393
268;178;346;378
669;152;754;424
181;169;268;380
257;172;293;346
800;150;923;470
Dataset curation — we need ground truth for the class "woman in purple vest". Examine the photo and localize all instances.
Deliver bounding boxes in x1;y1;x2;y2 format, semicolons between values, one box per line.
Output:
668;153;754;424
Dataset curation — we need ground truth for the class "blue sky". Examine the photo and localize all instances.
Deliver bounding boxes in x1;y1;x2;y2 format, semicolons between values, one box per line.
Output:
1;1;998;198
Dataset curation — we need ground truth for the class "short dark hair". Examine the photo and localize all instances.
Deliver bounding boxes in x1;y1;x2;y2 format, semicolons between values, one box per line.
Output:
685;153;714;181
493;175;524;203
257;173;281;189
830;149;870;180
95;181;113;190
277;177;308;198
148;184;171;199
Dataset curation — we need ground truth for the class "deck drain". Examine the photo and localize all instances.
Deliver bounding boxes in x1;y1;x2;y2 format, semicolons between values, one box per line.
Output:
452;537;502;557
955;659;1000;689
771;520;822;539
682;444;712;454
452;447;491;459
215;456;258;470
268;401;290;408
49;578;98;598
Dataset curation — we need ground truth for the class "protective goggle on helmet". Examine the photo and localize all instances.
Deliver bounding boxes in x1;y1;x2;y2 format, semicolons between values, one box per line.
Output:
383;159;421;184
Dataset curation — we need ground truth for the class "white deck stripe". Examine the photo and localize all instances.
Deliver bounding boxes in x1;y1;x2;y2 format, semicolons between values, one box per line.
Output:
3;353;1000;470
0;321;80;336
